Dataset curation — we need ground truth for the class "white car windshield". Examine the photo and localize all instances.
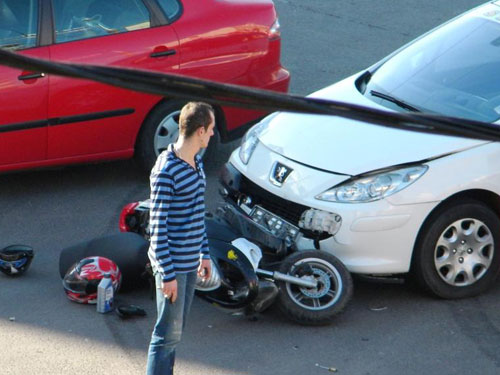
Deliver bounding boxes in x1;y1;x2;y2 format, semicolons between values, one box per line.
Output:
365;13;500;123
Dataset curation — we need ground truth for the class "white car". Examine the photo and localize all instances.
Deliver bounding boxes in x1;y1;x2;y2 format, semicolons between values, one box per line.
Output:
220;1;500;299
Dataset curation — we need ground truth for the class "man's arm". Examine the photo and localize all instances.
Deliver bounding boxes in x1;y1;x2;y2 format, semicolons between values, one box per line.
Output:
149;171;176;282
197;227;211;279
201;230;210;260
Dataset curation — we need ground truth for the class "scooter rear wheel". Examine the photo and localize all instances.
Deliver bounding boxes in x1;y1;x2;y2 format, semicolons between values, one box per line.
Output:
277;250;353;325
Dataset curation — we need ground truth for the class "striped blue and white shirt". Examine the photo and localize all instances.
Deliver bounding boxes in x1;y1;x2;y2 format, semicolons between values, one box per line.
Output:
148;144;210;282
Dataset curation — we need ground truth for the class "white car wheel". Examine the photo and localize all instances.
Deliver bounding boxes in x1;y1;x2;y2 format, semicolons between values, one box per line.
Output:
414;200;500;299
434;218;494;287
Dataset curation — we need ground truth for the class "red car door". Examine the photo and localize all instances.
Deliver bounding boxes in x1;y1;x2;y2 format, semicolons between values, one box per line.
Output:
0;0;48;167
47;0;179;161
169;0;281;132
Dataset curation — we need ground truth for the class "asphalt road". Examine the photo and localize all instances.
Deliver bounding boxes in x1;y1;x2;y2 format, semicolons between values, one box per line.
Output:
1;1;498;375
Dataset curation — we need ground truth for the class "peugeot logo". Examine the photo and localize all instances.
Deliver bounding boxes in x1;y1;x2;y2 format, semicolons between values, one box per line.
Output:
270;162;293;187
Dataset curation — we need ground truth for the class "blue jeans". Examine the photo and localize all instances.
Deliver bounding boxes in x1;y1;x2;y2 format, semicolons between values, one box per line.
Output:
146;271;197;375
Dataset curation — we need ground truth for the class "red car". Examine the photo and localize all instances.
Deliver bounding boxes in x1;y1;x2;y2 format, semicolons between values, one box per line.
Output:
0;0;290;172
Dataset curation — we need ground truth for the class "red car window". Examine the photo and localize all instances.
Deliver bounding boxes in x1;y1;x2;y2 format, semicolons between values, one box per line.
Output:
156;0;181;20
0;0;38;50
52;0;152;43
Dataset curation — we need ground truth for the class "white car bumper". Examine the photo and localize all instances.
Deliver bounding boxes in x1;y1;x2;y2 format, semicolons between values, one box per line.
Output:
227;144;440;275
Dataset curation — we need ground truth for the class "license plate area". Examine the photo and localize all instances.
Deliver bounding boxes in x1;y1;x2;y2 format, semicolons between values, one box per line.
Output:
249;205;300;242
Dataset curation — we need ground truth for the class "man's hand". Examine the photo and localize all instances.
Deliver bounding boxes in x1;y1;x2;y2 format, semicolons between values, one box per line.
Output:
198;258;212;280
162;279;178;303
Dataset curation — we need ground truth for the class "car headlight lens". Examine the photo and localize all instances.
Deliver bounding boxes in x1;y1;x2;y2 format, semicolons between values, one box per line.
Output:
239;127;259;165
239;115;274;164
316;165;428;203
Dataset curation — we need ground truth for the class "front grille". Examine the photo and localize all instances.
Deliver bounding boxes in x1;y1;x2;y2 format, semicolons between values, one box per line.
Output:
240;175;308;225
220;163;332;241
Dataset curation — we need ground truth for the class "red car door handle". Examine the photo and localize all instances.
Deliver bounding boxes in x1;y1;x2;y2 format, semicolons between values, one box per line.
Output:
18;72;45;81
150;49;176;58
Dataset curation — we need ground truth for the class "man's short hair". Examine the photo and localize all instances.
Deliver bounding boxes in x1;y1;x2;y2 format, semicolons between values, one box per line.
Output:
179;102;214;138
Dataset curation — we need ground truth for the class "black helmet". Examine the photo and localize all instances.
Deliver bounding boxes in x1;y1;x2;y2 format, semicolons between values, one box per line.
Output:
0;245;34;276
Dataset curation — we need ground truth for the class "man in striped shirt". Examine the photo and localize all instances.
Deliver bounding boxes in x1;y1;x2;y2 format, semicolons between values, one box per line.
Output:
147;102;214;375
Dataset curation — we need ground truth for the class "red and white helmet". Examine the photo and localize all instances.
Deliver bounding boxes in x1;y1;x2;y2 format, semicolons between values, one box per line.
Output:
63;256;122;304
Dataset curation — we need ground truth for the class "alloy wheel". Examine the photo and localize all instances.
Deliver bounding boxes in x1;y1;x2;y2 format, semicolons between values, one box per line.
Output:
434;218;494;287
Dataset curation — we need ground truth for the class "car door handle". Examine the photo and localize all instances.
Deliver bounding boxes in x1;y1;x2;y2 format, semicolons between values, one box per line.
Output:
150;49;176;58
18;72;45;81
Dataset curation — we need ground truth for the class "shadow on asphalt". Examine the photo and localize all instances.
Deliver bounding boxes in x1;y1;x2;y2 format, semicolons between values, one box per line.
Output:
1;140;499;374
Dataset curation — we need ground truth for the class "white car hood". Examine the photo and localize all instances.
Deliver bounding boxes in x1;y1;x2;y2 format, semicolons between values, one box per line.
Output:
258;75;488;176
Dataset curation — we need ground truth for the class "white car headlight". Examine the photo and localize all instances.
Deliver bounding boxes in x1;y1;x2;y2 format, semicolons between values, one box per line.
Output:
239;127;260;165
238;115;274;164
316;165;428;203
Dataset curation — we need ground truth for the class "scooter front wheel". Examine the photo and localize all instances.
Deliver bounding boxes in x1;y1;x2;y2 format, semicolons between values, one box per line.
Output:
277;250;353;325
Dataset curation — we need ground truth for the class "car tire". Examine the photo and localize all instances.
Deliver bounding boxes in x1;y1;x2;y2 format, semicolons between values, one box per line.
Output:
276;250;353;325
413;200;500;299
136;100;218;171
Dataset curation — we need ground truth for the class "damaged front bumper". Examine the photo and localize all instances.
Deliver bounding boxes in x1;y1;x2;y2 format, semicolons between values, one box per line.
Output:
218;162;342;251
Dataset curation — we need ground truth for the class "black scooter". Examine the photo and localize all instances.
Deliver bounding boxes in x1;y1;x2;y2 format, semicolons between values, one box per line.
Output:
60;203;353;325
